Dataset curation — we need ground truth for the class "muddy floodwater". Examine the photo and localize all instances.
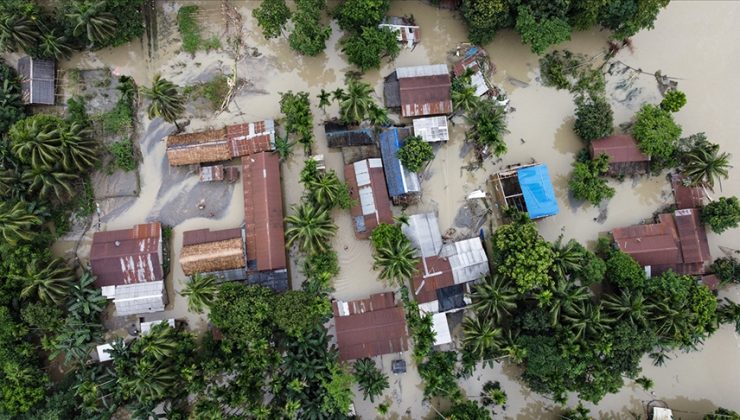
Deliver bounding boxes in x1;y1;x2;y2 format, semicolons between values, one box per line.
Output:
52;0;740;418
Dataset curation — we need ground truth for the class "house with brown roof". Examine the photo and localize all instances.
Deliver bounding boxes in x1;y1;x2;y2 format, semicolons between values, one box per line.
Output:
384;65;452;118
165;120;275;166
611;208;711;276
344;158;394;239
333;292;409;361
90;222;167;316
180;228;246;280
242;152;288;291
589;134;650;175
671;173;704;209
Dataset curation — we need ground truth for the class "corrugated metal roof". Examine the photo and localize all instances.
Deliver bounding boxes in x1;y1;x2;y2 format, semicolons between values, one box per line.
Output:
112;280;166;316
432;312;452;345
379;17;420;46
403;212;442;258
325;122;377;148
182;227;243;246
671;174;704;209
90;223;163;287
444;237;490;284
413;116;449;142
18;56;56;105
242;152;286;271
674;208;711;264
590;134;650;163
200;165;224;182
383;72;401;108
345;159;393;239
399;73;453;117
246;269;289;292
412;256;454;304
166;120;274;166
379;127;420;197
397;64;449;78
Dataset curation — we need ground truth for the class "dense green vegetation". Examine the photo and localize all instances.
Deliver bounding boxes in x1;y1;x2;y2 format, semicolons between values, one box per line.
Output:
252;0;292;39
574;96;613;142
461;0;669;54
633;103;682;166
569;153;615;205
341;26;400;72
397;135;434;172
289;0;332;56
452;71;509;158
701;196;740;234
279;90;315;153
176;5;220;54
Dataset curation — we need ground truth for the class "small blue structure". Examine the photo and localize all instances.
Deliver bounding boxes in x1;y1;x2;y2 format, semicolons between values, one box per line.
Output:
516;165;559;219
379;127;420;199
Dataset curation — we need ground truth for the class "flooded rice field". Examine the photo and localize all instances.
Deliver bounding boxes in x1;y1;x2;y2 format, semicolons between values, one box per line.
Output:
53;0;740;417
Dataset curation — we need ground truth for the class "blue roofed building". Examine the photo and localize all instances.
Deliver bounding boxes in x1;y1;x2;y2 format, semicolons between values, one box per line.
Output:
490;163;559;219
379;127;420;201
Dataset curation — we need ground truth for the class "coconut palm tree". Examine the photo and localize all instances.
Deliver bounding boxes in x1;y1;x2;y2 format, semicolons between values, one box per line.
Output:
563;302;613;342
469;274;518;324
9;116;63;169
682;141;731;191
317;89;331;112
140;74;185;127
180;273;218;313
22;166;77;202
550;237;584;280
66;0;117;46
331;88;345;102
372;236;419;286
340;78;374;124
367;104;390;127
16;257;75;305
0;201;42;245
452;83;479;114
273;134;295;162
0;169;19;198
0;78;24;132
462;316;503;360
548;278;591;326
67;272;107;320
353;358;389;402
308;171;344;209
717;298;740;334
285;202;338;254
467;101;509;156
0;15;38;52
133;322;179;362
37;30;73;59
54;122;99;171
122;360;178;402
602;289;653;327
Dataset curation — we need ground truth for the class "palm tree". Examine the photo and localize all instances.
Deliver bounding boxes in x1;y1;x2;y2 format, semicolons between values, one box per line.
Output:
67;272;107;320
273;134;295;162
133;322;179;362
308;171;343;209
317;89;331;112
0;169;19;199
563;302;613;342
353;358;389;402
285;202;338;254
469;274;518;324
331;88;345;103
66;0;117;46
0;201;42;245
22;166;77;202
548;278;591;326
462;316;503;360
0;15;38;52
10;116;63;169
682;141;731;190
372;236;419;286
717;298;740;334
452;83;479;114
37;30;73;59
340;78;374;124
16;257;75;305
602;289;653;327
467;101;509;156
140;74;185;127
180;273;219;313
550;237;584;280
367;104;390;127
122;360;178;402
54;122;99;171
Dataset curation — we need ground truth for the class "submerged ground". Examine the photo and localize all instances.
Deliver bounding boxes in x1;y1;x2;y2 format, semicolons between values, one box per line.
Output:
47;1;740;418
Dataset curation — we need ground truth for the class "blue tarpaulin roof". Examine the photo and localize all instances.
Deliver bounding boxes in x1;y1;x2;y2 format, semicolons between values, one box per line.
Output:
517;165;559;219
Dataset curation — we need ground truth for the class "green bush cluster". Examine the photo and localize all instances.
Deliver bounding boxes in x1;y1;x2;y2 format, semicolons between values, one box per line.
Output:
397;135;434;173
108;138;137;172
176;5;220;55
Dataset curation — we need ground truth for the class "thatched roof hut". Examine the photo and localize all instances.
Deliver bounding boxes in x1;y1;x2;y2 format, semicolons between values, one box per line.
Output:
180;237;246;276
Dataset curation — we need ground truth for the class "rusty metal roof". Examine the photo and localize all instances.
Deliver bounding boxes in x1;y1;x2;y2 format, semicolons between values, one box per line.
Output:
674;208;711;265
590;134;650;163
242;152;286;272
90;222;163;287
671;174;704;209
333;293;409;361
165;121;275;166
344;159;394;239
411;257;455;304
399;74;453;117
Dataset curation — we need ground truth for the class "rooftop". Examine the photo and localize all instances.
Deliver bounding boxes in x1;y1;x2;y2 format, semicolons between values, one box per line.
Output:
671;173;704;209
413;116;449;142
590;134;650;163
344;158;394;239
18;56;56;105
397;65;453;117
333;292;409;361
90;222;163;288
379;127;421;198
180;228;246;276
324;122;377;148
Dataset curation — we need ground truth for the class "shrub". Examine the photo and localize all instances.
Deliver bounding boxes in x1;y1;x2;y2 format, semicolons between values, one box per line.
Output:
185;74;230;111
701;196;740;234
108;138;137;172
66;96;89;127
632;104;682;163
606;250;645;290
569;154;615;205
574;96;613;141
397;136;434;172
660;90;687;113
710;257;739;285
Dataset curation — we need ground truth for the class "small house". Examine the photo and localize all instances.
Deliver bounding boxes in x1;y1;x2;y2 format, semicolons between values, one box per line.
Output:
378;16;420;48
384;65;453;117
333;292;409;361
413;116;449;142
90;222;167;316
180;228;247;280
490;163;559;219
165;120;276;166
344;158;394;239
671;173;704;209
611;208;711;276
324;121;377;148
242;152;289;291
199;165;239;182
589;134;650;175
452;46;494;97
18;56;56;105
379;127;420;202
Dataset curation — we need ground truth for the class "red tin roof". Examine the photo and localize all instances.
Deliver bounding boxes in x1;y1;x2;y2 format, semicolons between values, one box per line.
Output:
671;174;704;209
411;257;455;304
590;134;650;164
182;228;243;247
90;222;163;287
242;152;286;271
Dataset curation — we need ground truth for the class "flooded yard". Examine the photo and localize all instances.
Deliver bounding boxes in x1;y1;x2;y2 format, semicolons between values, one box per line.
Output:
54;0;740;418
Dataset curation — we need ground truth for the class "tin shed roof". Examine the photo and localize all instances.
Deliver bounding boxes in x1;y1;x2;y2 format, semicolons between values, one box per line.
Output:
90;222;163;287
671;174;704;209
345;158;394;239
590;134;650;163
18;56;56;105
413;116;449;142
242;152;286;271
398;68;453;117
379;127;420;197
403;212;443;258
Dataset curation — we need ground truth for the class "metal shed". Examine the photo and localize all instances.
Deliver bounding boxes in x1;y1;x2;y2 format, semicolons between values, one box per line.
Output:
18;56;56;105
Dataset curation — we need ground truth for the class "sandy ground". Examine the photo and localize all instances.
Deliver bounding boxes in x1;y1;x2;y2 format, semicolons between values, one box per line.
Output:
45;0;740;418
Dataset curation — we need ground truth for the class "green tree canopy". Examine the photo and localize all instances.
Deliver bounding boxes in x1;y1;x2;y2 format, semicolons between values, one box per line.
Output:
209;283;275;345
288;0;331;56
397;135;434;172
569;153;615;205
515;6;572;55
574;96;613;141
491;214;554;292
252;0;291;39
605;249;645;290
274;291;331;337
632;104;682;164
341;26;399;72
333;0;389;32
701;196;740;234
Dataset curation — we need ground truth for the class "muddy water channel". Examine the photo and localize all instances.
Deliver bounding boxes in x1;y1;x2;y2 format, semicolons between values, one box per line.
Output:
55;0;740;417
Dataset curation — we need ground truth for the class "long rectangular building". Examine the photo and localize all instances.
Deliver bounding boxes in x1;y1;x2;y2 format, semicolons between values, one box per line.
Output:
344;158;394;239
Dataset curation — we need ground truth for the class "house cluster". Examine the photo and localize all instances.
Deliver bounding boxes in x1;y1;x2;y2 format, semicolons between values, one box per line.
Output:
88;119;289;319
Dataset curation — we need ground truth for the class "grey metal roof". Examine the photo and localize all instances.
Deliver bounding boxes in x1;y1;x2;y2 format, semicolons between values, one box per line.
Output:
413;116;449;142
403;213;442;258
396;64;449;78
112;281;166;316
383;71;401;108
440;237;490;284
18;56;55;105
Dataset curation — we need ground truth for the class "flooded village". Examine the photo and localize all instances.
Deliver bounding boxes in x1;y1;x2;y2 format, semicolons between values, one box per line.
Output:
1;0;739;419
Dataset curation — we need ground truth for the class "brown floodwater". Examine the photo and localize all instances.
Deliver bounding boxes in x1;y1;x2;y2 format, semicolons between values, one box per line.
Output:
50;0;740;418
